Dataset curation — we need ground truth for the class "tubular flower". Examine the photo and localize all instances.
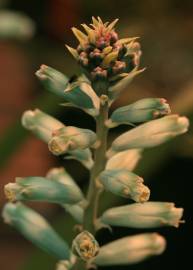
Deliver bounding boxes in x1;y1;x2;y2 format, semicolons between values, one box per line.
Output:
100;202;184;228
66;17;142;94
93;233;166;266
99;169;150;202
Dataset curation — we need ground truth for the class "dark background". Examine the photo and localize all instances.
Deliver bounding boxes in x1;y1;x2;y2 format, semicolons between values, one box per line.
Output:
0;0;193;269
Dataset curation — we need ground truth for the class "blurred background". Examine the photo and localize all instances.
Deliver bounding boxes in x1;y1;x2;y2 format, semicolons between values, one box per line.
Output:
0;0;193;269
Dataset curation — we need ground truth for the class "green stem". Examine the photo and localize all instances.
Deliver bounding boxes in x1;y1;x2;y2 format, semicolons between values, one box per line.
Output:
71;95;109;270
84;95;109;234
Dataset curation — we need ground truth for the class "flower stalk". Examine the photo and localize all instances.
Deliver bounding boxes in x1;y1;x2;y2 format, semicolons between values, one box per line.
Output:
83;95;109;234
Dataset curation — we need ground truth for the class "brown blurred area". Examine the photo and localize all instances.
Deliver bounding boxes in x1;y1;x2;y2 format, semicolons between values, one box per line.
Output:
0;0;193;270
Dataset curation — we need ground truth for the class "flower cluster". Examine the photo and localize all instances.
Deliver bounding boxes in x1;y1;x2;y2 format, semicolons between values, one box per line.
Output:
66;17;142;95
2;17;188;270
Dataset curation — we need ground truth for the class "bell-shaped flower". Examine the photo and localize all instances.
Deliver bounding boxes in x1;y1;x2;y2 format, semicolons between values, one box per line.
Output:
22;109;64;143
72;231;99;261
36;65;68;98
2;202;70;260
48;126;97;156
93;233;166;266
106;149;142;171
4;175;83;204
99;169;150;203
100;202;184;228
108;115;189;155
106;98;171;127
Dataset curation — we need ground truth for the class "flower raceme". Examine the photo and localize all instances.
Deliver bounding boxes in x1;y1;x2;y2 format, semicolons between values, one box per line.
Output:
2;17;189;270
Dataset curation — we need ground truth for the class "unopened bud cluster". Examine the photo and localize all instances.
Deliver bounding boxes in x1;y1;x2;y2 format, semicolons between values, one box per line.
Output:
67;17;141;92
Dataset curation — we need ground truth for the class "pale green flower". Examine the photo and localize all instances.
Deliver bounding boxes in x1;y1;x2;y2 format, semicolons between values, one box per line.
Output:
106;149;142;171
2;202;70;260
108;115;189;156
100;202;184;228
106;98;171;127
22;109;64;143
93;233;166;266
4;176;83;204
0;10;35;40
48;126;97;155
99;169;150;202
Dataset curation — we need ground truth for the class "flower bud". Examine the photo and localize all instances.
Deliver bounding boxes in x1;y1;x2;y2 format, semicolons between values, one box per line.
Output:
2;202;70;260
0;10;35;40
4;175;83;204
63;81;100;116
107;98;171;127
48;126;96;156
106;149;142;171
66;17;142;94
72;231;99;261
108;115;189;154
93;233;166;266
100;202;184;228
22;109;64;143
36;65;68;98
99;169;150;202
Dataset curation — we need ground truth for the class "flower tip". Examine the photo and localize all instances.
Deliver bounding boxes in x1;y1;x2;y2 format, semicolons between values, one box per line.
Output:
48;139;63;156
40;64;48;70
35;65;50;80
4;184;16;202
65;44;78;59
71;27;87;46
178;116;189;130
172;207;184;228
35;70;46;80
138;185;150;203
106;18;119;31
152;233;167;255
21;109;36;129
92;16;99;26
